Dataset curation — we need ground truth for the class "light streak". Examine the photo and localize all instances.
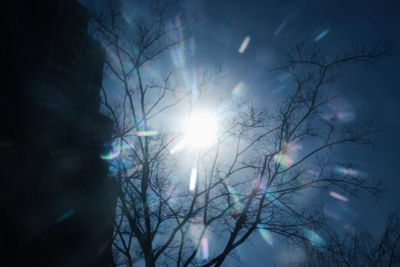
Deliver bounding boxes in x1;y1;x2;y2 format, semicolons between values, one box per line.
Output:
315;29;330;42
258;226;273;245
201;237;209;259
137;130;158;137
329;191;349;202
190;168;197;191
238;36;251;53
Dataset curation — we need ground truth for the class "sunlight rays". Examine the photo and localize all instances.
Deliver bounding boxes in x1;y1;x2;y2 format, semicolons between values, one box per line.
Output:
183;111;218;149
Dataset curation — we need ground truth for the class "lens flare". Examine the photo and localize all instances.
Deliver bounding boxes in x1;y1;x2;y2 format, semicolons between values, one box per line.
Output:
335;166;359;177
137;130;158;137
102;45;120;70
258;226;273;245
335;111;355;122
274;154;294;167
170;139;187;154
100;148;120;160
304;229;326;250
189;168;197;191
329;191;349;202
273;142;301;167
121;2;134;24
175;14;184;43
238;36;251;53
183;111;218;148
171;47;184;69
314;29;330;42
232;81;245;96
189;217;204;241
320;104;355;123
201;237;209;259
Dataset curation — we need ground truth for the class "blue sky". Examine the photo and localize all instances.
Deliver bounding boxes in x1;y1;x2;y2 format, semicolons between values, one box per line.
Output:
179;0;400;265
83;0;400;265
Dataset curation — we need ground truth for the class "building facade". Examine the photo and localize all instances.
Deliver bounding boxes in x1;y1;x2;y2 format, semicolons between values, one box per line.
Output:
1;1;116;266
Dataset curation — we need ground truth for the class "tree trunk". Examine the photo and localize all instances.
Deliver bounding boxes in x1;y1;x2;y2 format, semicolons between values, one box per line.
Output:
144;254;156;267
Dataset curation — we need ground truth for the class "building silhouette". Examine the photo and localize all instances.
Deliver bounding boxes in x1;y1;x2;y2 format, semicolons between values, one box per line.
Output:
1;1;116;266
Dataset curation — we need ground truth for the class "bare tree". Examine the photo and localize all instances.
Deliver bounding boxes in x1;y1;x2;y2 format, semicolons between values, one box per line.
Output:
293;210;400;267
86;1;391;266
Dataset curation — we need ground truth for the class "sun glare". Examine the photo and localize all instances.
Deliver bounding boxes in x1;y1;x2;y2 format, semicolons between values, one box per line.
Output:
183;111;217;149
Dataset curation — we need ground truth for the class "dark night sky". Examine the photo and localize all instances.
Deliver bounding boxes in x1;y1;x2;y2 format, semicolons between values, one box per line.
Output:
178;0;400;265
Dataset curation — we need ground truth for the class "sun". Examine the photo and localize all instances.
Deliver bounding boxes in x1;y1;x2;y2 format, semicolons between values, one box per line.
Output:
183;111;218;149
